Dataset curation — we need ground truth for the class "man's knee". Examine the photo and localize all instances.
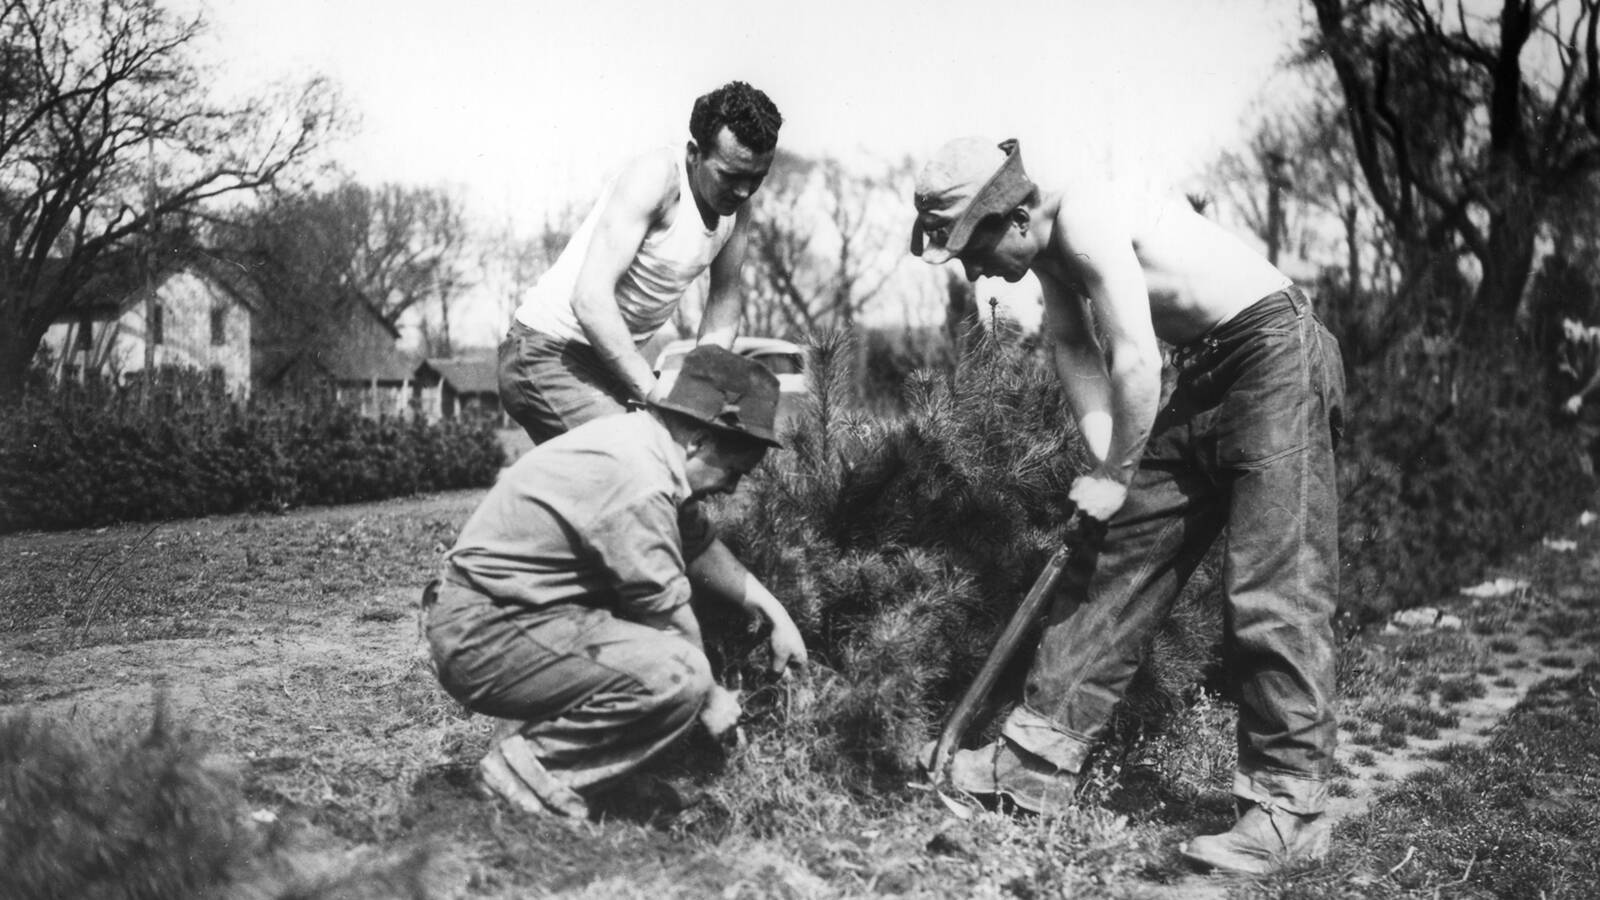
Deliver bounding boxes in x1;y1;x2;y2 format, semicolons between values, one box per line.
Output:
635;640;714;722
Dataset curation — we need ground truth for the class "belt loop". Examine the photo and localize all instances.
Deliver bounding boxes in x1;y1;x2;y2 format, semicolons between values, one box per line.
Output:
1291;285;1306;318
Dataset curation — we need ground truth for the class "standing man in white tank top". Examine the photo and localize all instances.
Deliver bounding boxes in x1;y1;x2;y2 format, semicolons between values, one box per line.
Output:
910;138;1346;876
497;83;787;729
500;80;780;443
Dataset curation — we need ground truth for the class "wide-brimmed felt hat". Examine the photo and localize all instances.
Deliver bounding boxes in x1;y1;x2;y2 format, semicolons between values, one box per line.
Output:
650;345;782;448
910;137;1035;265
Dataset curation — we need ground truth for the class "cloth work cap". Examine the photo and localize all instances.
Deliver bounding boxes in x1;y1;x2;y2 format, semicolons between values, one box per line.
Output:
651;345;783;448
910;137;1035;265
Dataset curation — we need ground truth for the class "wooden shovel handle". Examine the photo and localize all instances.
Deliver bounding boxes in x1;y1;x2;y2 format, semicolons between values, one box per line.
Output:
928;514;1082;784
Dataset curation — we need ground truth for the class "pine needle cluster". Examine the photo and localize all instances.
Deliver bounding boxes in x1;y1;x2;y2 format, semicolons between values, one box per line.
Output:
709;330;1223;779
0;702;249;900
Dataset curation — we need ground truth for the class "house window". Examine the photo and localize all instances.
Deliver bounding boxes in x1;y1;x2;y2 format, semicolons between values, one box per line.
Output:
76;315;93;352
149;304;164;345
211;307;226;346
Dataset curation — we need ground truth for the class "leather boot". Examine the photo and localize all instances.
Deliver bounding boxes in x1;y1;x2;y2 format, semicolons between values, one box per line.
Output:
479;734;589;819
923;737;1078;815
1181;800;1330;874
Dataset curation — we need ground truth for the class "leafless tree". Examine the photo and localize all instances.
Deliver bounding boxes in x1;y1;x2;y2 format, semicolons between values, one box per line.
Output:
0;0;339;400
357;184;469;330
477;208;581;334
1309;0;1600;334
744;150;912;338
216;180;472;362
1209;76;1414;360
1210;118;1301;266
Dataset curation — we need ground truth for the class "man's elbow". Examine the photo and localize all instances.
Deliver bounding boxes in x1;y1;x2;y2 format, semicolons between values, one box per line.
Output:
570;289;612;325
1109;343;1162;389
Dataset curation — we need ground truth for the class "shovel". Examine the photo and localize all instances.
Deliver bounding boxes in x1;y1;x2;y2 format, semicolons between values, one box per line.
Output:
926;511;1086;788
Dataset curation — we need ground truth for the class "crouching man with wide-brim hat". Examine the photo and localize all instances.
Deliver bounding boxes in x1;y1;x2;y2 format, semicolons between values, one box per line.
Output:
424;345;808;818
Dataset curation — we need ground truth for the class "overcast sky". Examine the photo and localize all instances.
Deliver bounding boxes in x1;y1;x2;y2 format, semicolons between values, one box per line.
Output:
188;0;1309;234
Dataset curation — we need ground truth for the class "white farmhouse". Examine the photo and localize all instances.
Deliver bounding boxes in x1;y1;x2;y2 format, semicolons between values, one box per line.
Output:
39;257;258;396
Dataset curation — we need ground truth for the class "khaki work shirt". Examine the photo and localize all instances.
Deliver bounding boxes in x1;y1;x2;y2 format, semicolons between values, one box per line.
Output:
445;411;712;617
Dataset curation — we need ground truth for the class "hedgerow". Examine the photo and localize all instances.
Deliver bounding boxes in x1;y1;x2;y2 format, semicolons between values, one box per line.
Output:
0;373;504;533
1337;337;1594;626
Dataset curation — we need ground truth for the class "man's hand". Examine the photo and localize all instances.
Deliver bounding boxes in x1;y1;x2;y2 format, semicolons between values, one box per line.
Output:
766;616;808;676
685;541;810;677
700;684;742;738
1565;394;1584;417
1069;472;1128;523
642;376;668;406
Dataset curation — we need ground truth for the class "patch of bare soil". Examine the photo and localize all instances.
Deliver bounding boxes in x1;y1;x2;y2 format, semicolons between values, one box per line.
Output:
1121;530;1600;900
1328;550;1600;823
1;491;494;895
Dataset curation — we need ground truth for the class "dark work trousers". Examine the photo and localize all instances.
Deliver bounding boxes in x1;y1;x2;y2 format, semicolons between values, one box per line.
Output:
498;319;632;445
1002;285;1346;816
426;574;713;793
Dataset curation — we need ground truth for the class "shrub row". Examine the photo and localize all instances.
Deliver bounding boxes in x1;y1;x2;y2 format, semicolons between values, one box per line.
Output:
1337;343;1592;626
0;375;505;533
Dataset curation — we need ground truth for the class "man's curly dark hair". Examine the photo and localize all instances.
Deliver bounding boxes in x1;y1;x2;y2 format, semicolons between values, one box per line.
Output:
689;81;782;154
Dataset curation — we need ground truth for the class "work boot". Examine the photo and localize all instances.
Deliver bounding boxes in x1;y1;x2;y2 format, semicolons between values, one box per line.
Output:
479;735;589;819
921;737;1078;815
478;742;550;816
1180;800;1331;874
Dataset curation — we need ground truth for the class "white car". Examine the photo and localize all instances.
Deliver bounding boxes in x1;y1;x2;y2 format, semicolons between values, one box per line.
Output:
653;337;808;431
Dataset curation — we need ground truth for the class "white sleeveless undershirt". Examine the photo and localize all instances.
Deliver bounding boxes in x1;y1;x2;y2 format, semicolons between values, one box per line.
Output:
514;151;737;345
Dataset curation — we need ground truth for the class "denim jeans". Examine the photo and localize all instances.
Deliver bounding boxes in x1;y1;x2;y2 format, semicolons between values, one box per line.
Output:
425;574;713;792
1003;286;1346;815
497;320;716;556
498;319;631;445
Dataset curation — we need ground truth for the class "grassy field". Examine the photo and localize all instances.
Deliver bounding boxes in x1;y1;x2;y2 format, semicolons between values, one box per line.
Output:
3;487;1599;899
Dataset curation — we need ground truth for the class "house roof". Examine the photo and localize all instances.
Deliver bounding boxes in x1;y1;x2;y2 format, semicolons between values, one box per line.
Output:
419;356;500;394
50;250;264;322
261;346;422;387
328;345;423;383
255;293;411;387
187;253;265;313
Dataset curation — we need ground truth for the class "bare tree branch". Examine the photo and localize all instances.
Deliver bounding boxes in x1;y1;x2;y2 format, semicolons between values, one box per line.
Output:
1310;0;1600;325
0;0;340;399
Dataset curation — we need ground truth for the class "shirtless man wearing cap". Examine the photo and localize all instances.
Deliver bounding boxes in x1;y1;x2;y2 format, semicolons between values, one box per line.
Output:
910;137;1346;875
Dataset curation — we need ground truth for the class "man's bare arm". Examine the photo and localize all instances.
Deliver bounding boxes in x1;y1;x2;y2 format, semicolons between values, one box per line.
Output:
1041;286;1114;460
1049;194;1163;488
687;539;808;674
697;206;752;349
570;151;677;401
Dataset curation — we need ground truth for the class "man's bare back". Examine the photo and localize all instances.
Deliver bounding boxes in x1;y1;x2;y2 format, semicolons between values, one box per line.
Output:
1037;190;1292;346
909;136;1300;516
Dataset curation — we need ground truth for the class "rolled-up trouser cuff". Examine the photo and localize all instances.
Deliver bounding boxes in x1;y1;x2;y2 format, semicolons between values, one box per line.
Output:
1001;704;1093;774
1234;767;1329;816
